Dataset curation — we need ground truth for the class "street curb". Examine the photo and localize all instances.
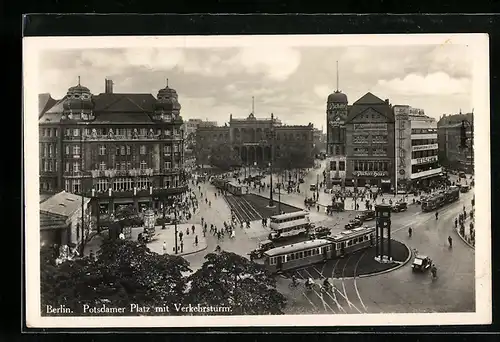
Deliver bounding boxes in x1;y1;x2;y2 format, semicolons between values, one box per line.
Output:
454;225;475;250
355;240;413;279
175;243;208;257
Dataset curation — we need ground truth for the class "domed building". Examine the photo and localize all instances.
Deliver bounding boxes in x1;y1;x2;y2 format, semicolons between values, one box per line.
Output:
62;78;95;121
39;77;188;235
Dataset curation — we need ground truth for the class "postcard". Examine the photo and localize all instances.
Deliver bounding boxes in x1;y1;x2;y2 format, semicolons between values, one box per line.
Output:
24;34;491;328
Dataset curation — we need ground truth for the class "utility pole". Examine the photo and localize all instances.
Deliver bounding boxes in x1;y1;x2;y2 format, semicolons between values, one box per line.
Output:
80;125;85;256
268;113;275;208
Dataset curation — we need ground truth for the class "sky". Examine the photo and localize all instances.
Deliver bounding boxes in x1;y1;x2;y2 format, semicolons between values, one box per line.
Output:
38;43;473;131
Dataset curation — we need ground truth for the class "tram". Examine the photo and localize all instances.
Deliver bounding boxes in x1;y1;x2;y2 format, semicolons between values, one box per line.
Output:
211;178;247;196
262;226;375;273
421;186;460;212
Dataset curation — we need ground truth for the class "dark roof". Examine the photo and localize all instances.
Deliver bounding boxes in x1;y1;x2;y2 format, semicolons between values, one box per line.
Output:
39;94;58;118
93;93;156;112
346;92;394;123
328;91;348;104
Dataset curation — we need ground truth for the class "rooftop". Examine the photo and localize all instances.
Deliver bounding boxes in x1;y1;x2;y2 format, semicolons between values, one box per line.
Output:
40;191;90;218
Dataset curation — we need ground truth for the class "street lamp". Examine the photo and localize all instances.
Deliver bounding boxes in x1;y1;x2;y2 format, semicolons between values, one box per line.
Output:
267;114;276;208
172;201;178;254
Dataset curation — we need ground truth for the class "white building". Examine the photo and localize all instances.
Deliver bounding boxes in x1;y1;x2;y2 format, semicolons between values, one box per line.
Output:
394;106;442;191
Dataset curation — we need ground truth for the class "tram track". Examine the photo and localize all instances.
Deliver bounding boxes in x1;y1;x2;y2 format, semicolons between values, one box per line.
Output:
310;264;347;314
329;260;347;313
225;195;253;223
353;251;368;313
294;270;336;314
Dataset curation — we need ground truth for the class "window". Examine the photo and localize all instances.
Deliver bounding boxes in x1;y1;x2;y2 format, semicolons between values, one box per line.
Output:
137;177;150;189
164;145;171;154
164;161;172;170
73;129;79;137
115;163;120;170
73;162;80;172
65;180;70;192
140;161;147;170
330;161;336;171
65;129;71;137
113;178;133;192
73;145;80;156
48;161;53;171
99;161;106;171
48;144;53;158
72;179;81;193
140;145;146;155
174;175;180;187
126;162;131;170
164;176;172;188
121;162;126;171
65;162;70;172
55;129;58;137
99;145;106;156
97;178;109;192
173;144;179;153
339;161;345;171
126;145;131;155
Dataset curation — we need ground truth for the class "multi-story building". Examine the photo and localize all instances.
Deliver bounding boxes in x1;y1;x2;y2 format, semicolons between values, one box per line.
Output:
325;88;349;186
39;78;188;217
345;92;395;191
195;113;315;169
394;105;442;190
437;112;474;172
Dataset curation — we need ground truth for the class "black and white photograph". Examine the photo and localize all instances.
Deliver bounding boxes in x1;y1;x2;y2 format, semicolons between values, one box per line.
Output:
24;34;491;327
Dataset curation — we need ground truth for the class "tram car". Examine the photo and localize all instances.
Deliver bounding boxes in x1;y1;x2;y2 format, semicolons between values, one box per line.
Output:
262;226;375;273
421;186;460;212
211;178;248;196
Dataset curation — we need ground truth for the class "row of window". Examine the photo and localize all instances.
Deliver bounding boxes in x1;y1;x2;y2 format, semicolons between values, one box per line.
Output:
353;161;390;172
64;144;181;156
412;128;437;134
329;145;346;156
40;128;59;138
40;143;56;158
353;147;388;156
352;135;388;144
40;159;58;172
268;234;374;265
64;127;182;138
412;150;438;159
412;162;440;174
330;160;346;171
93;176;182;192
412;138;438;146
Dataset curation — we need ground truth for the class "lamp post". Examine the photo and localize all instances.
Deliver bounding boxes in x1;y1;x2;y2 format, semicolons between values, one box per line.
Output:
172;201;178;254
277;172;281;214
267;114;276;208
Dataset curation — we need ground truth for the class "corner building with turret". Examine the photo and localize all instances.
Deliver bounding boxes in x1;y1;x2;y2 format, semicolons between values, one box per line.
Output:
38;78;188;216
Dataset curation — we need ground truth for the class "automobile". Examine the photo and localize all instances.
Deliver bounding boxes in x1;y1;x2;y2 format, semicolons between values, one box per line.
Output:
459;171;466;178
356;210;375;221
460;185;470;193
310;184;317;191
391;202;408;212
327;201;345;213
299;178;305;183
344;218;363;230
411;255;432;272
309;226;331;239
248;239;275;259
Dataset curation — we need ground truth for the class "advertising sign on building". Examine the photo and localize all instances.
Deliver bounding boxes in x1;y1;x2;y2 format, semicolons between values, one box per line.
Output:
412;155;438;165
353;123;388;131
409;107;425;116
412;143;438;152
352;171;389;177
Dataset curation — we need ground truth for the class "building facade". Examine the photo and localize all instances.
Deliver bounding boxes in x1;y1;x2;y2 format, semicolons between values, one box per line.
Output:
39;78;188;217
345;92;395;190
325;90;349;186
195;113;315;169
394;105;442;190
437;112;474;172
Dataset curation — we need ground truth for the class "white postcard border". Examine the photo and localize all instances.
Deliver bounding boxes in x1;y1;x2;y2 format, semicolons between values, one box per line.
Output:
24;34;491;328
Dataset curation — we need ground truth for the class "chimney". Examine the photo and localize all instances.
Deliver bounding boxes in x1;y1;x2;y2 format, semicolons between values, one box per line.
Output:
105;78;114;94
384;99;389;104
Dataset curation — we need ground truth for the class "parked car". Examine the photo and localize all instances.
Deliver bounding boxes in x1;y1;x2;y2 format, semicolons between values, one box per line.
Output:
391;202;408;212
411;255;432;272
344;218;363;230
310;184;317;191
248;239;275;259
356;210;375;222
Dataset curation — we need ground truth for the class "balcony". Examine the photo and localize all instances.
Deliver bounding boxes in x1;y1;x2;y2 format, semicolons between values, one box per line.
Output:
410;167;442;180
84;184;189;198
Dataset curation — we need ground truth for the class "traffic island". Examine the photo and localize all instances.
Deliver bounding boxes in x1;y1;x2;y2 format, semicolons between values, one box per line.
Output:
284;239;410;279
138;224;207;257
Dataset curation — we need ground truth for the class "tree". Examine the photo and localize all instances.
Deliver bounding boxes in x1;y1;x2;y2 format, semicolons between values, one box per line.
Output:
40;240;192;315
209;144;242;171
186;251;287;315
275;145;314;171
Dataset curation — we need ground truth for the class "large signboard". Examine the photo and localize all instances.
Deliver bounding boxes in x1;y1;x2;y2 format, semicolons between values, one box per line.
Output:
352;171;389;177
409;107;425;116
353;123;388;131
411;155;438;165
412;143;438;152
393;105;409;118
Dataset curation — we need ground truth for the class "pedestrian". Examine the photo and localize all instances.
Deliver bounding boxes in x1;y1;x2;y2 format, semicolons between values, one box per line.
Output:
179;231;183;241
180;241;184;253
162;241;167;254
194;235;198;246
192;225;195;234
